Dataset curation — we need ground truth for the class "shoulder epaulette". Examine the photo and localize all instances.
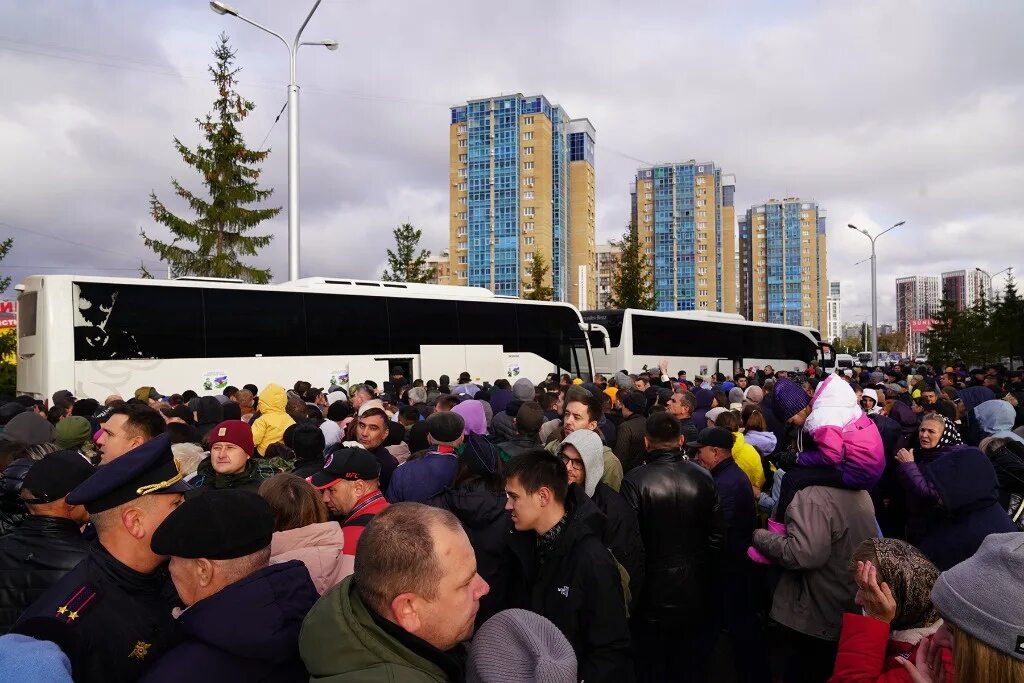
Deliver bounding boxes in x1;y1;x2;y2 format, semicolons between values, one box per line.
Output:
55;583;98;624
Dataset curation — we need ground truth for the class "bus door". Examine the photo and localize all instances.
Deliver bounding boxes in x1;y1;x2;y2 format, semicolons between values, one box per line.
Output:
13;289;44;398
717;358;740;378
819;342;835;370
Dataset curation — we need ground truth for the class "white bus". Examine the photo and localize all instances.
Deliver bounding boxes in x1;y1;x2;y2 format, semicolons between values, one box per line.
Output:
581;308;830;378
15;275;595;401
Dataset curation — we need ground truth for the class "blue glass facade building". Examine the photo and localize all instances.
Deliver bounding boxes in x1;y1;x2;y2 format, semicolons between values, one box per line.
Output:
450;94;590;303
633;162;737;313
740;199;827;329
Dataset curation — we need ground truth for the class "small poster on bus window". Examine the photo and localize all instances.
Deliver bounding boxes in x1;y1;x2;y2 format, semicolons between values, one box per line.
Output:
328;368;350;390
699;365;708;377
202;371;229;392
505;357;521;379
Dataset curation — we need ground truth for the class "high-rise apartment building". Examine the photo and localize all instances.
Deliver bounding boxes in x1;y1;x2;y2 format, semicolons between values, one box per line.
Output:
739;198;828;330
941;269;991;311
895;275;941;356
826;280;841;341
595;241;622;310
630;162;736;312
448;94;595;306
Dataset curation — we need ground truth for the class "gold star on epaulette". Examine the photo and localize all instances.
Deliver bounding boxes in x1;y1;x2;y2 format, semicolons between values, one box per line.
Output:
129;641;151;660
67;611;79;621
56;606;67;615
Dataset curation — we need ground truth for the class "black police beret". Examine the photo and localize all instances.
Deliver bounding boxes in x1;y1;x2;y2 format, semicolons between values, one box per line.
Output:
150;489;273;560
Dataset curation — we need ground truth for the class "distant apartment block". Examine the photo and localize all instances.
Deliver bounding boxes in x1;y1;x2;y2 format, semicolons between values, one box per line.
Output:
941;269;992;311
425;248;451;286
448;94;595;307
739;198;828;330
826;280;841;341
631;161;736;312
896;275;941;356
595;241;622;310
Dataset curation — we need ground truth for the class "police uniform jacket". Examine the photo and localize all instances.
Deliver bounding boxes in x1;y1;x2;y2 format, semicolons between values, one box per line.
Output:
13;542;180;682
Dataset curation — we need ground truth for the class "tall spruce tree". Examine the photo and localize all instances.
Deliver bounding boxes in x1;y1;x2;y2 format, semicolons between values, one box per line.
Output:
607;219;654;310
141;33;279;284
522;252;554;300
991;273;1024;366
381;223;436;283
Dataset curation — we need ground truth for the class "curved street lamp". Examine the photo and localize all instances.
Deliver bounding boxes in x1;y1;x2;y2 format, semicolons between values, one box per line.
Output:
209;1;338;282
848;220;905;366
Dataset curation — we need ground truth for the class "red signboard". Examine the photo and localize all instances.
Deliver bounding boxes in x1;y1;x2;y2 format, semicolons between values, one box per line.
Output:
910;319;935;333
0;300;15;328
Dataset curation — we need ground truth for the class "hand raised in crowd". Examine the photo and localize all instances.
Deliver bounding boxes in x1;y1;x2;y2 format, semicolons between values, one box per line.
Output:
895;448;915;464
897;631;947;683
853;560;896;623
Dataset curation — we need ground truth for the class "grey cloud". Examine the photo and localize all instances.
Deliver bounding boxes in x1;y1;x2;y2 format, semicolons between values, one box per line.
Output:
1;0;1022;325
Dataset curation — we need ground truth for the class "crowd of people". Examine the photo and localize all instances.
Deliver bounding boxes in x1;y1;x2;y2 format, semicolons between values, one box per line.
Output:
0;361;1022;682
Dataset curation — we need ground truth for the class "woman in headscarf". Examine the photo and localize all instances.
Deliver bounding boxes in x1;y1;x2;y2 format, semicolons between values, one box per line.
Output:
895;414;964;543
831;538;951;683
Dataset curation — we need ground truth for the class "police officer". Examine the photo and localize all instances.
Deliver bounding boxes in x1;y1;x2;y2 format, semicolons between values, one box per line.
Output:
13;433;189;682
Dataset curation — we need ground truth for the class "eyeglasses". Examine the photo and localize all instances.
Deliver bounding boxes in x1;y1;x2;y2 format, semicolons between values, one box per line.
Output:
560;454;585;471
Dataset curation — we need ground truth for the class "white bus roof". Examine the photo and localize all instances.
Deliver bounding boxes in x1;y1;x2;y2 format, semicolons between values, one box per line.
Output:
588;307;822;337
18;274;580;309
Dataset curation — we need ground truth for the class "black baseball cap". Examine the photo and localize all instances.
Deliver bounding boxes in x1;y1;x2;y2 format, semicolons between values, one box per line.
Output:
21;451;96;504
307;447;381;489
150;489;273;560
688;427;735;450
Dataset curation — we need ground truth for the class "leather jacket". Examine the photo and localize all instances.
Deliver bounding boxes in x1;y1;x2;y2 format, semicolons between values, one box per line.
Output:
0;458;32;538
0;515;91;632
620;448;724;624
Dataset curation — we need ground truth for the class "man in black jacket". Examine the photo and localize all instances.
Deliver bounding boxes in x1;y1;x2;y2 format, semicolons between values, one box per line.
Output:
621;412;724;683
0;451;94;632
497;401;543;462
504;449;633;683
613;390;648;473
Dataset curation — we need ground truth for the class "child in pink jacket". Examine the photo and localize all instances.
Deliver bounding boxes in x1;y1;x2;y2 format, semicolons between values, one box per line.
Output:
750;375;884;564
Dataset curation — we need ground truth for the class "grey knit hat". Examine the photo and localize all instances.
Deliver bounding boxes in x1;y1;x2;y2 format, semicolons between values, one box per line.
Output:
466;609;577;683
512;378;535;401
930;532;1024;661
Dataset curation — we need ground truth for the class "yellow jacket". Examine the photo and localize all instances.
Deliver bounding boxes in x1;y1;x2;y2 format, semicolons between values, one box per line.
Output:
731;431;765;490
251;384;296;455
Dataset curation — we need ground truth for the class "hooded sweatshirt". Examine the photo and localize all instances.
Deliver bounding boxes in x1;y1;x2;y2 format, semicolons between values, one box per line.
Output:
691;388;715;430
974;399;1024;445
140;561;318;682
251;384;295;455
452;400;487;436
917;446;1016;570
798;374;885;490
561;429;605;498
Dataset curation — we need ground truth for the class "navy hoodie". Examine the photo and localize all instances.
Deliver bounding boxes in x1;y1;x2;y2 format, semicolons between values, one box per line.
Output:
139;560;318;682
918;447;1016;570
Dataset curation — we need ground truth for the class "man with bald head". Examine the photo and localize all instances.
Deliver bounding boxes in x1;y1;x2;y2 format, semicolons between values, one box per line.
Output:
300;503;490;681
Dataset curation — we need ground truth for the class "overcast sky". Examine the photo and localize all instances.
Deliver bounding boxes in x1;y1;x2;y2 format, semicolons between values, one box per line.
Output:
2;0;1022;325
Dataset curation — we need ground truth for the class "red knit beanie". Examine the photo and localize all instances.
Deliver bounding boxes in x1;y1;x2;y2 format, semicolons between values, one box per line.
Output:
209;420;254;456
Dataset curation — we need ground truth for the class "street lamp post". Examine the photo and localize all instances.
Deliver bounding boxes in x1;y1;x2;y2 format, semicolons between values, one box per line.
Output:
976;266;1012;302
849;220;905;367
210;1;337;282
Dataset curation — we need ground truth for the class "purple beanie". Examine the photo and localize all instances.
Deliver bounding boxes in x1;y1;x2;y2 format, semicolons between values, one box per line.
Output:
771;378;810;422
